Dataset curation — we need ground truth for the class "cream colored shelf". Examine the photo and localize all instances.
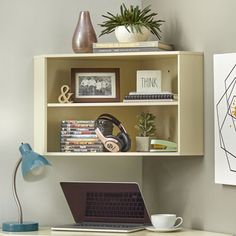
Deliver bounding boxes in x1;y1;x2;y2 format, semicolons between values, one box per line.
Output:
34;51;204;157
47;101;179;108
34;51;203;60
45;151;179;157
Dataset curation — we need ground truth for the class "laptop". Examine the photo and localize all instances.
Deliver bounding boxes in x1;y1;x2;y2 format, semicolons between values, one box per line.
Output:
51;182;151;233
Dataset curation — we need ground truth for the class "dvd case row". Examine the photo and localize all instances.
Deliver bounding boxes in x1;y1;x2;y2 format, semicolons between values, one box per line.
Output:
61;120;103;152
60;119;113;153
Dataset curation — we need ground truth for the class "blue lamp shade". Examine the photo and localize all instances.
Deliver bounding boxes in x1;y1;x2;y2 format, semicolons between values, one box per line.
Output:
20;143;51;181
2;143;51;232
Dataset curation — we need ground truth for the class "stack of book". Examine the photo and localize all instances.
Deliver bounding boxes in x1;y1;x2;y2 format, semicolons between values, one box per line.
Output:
61;120;104;152
93;41;174;53
123;92;174;103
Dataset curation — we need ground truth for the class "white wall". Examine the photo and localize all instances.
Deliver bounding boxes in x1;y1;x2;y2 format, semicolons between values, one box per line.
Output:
0;0;142;226
142;0;236;234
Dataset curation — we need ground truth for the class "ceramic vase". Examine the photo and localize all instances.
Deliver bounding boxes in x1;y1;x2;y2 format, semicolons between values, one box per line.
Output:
72;11;97;53
136;136;150;152
115;26;150;43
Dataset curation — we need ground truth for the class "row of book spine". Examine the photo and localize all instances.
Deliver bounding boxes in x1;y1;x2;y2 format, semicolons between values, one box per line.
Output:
61;120;104;152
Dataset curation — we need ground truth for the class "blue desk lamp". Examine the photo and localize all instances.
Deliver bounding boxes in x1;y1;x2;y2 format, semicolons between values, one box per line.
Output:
2;143;51;232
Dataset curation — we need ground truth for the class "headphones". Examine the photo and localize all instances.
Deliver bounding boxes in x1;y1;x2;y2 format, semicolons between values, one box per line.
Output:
95;114;131;152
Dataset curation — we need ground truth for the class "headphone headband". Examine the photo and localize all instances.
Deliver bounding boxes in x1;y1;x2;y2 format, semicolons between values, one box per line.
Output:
96;113;128;134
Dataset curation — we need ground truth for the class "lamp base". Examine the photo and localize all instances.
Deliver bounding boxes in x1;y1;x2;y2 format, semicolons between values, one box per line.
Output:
2;222;38;232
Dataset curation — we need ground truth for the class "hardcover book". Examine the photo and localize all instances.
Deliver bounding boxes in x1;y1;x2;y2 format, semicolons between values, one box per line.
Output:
93;41;174;51
93;47;165;53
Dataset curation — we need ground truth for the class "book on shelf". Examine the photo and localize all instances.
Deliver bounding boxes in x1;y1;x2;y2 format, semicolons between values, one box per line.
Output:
123;99;175;103
61;120;95;124
123;92;174;101
60;134;98;138
61;130;96;135
61;144;104;152
93;47;168;53
61;138;99;142
62;149;104;153
128;91;173;95
61;124;95;128
61;141;102;145
61;144;104;149
61;127;95;132
93;41;174;51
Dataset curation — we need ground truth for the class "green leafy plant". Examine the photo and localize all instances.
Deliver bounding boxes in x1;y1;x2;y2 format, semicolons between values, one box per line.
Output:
135;112;156;137
99;4;164;39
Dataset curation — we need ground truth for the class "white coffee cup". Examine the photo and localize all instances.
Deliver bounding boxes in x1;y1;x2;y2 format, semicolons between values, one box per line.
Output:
151;214;183;229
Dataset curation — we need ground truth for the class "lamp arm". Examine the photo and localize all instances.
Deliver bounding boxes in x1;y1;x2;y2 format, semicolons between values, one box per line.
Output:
12;157;23;224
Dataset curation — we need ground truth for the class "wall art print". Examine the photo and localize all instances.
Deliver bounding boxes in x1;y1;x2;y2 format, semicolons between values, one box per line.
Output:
214;53;236;185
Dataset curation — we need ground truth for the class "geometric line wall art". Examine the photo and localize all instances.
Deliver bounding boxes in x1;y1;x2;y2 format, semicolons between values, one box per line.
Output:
214;53;236;185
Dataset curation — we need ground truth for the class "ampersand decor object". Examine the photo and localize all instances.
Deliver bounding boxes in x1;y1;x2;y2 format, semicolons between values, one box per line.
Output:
58;85;73;103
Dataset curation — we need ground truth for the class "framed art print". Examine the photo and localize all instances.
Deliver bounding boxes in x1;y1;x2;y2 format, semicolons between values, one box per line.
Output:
71;68;120;102
214;53;236;185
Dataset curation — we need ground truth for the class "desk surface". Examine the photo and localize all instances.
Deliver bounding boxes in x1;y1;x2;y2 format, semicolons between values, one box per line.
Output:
0;228;232;236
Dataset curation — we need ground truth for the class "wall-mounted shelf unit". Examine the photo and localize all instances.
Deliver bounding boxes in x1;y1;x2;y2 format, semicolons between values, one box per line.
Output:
34;51;203;157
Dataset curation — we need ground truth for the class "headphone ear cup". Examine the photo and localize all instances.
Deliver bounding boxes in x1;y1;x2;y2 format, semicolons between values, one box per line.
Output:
104;135;124;152
117;132;131;152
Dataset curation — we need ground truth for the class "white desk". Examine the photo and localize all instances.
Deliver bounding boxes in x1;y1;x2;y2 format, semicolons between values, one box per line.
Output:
0;228;232;236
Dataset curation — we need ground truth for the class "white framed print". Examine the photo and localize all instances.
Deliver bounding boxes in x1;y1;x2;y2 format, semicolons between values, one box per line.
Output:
136;70;162;93
214;53;236;185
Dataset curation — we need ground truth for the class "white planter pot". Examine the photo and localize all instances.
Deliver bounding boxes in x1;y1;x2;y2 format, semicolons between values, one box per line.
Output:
136;136;150;152
115;26;150;43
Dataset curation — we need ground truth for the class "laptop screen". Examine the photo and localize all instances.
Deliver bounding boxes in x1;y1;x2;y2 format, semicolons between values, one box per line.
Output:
60;182;151;224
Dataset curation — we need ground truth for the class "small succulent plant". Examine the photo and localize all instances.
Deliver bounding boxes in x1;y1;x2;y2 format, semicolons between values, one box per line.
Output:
135;112;156;137
99;4;164;39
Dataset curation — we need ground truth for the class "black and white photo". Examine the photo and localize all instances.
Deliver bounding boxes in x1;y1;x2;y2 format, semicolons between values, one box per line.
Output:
71;68;120;102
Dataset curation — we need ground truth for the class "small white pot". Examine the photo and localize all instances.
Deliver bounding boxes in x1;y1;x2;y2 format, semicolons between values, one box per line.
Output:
136;136;150;152
115;26;150;43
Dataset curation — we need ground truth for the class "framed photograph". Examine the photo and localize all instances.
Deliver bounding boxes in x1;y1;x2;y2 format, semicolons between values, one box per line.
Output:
71;68;120;102
136;70;162;93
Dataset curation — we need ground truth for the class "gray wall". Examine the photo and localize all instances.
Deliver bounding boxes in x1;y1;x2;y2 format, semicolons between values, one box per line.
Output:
142;0;236;235
0;0;142;226
1;0;236;234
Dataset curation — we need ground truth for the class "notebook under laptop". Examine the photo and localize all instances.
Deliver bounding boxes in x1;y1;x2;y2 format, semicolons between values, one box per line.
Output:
51;182;151;233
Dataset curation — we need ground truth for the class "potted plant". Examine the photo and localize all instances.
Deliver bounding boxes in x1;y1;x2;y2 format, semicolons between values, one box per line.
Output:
135;112;156;151
99;4;164;43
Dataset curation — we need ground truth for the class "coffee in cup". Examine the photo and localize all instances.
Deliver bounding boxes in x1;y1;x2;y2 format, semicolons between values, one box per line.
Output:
151;214;183;229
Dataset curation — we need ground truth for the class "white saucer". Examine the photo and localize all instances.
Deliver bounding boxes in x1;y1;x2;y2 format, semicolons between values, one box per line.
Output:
145;226;182;232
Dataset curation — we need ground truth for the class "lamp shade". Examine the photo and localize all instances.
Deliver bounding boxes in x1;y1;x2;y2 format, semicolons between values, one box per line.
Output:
20;143;50;181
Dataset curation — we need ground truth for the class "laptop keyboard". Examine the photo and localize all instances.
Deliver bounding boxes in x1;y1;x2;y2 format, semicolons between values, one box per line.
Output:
85;192;145;218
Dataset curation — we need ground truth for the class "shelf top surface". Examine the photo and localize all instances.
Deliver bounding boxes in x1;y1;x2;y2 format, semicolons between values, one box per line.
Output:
44;152;180;157
34;51;203;60
47;101;179;107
